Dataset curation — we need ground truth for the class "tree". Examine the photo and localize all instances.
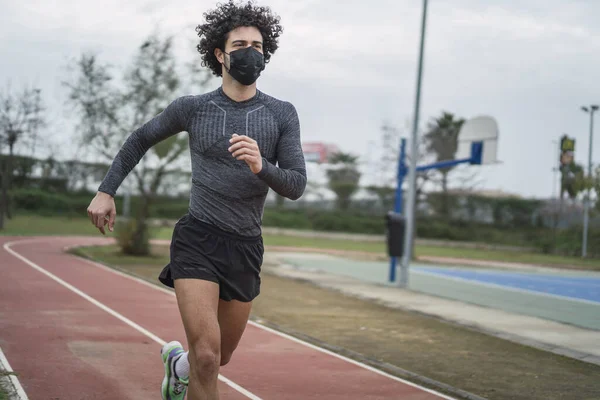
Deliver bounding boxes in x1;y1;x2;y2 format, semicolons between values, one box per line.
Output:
561;162;585;200
572;164;600;213
5;154;37;189
326;152;361;210
366;123;401;210
367;121;435;213
423;111;465;217
0;84;45;229
63;32;213;255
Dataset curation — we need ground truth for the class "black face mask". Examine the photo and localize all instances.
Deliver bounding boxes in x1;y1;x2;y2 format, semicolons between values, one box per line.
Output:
224;47;265;86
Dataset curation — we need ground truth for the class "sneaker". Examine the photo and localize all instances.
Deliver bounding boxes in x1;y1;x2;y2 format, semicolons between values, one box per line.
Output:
161;341;189;400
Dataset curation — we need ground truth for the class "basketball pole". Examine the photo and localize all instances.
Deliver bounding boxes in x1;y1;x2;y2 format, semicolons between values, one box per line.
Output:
399;0;429;288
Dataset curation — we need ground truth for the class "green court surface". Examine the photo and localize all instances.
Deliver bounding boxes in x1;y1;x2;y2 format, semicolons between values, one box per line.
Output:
278;253;600;331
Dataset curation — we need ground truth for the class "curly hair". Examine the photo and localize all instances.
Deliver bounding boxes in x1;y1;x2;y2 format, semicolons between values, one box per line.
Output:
195;0;283;77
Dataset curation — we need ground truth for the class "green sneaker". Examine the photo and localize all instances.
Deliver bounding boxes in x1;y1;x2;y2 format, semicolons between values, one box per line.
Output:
161;341;189;400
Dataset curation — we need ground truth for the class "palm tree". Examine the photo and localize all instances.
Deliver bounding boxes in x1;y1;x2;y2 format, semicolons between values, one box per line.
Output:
326;152;361;210
423;112;465;217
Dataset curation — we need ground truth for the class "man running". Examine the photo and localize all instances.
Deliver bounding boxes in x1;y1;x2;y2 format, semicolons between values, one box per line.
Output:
86;1;307;399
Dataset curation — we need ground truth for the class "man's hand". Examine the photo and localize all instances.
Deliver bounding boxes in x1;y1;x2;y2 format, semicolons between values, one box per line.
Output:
87;192;117;235
228;134;263;174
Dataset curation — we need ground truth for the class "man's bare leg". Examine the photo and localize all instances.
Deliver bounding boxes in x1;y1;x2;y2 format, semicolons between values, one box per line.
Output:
174;279;221;400
218;299;253;366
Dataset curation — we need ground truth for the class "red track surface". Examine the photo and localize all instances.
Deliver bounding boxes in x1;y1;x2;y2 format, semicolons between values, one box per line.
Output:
0;236;453;400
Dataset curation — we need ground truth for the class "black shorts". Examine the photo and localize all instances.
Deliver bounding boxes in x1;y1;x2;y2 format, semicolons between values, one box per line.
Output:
158;213;264;302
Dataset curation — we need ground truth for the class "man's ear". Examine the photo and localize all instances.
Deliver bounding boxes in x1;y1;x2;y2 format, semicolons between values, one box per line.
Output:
214;48;225;64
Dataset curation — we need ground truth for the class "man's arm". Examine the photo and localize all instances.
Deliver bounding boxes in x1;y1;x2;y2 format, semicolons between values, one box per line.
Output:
97;95;193;197
255;103;307;200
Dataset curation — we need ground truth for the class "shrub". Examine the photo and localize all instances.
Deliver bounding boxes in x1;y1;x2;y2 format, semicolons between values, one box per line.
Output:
115;218;150;256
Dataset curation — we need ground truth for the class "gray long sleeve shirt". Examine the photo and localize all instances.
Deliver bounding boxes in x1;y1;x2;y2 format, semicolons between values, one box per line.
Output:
98;87;307;237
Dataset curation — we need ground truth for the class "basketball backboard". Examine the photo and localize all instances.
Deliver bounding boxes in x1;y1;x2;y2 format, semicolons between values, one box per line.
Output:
456;116;500;165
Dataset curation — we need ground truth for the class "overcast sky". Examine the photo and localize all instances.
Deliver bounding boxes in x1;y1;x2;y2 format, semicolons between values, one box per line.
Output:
1;0;599;199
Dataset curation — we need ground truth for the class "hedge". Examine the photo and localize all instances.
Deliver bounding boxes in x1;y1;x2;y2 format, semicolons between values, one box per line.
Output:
8;188;599;257
10;189;189;218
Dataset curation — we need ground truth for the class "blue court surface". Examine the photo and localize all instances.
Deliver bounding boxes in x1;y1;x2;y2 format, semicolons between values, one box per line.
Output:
415;267;600;304
278;253;600;329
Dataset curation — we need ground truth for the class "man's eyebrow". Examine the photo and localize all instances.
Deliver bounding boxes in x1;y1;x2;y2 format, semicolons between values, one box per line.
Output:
231;39;263;45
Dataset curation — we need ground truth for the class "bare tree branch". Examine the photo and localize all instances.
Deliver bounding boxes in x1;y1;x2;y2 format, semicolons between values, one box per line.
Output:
62;31;215;254
0;83;46;228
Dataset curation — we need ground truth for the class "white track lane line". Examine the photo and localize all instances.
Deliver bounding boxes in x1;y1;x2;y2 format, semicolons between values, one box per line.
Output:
3;240;261;400
0;346;29;400
60;241;457;400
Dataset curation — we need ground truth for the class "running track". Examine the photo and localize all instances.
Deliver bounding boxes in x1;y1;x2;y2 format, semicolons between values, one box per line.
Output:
0;236;453;400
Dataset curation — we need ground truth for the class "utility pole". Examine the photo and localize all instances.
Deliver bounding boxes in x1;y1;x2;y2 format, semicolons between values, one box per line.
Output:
580;105;598;258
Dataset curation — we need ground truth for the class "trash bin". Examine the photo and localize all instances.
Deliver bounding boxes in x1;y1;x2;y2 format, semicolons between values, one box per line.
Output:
386;211;406;257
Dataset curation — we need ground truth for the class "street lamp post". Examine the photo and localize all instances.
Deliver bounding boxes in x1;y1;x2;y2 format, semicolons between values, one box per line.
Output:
581;105;598;258
552;139;559;200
